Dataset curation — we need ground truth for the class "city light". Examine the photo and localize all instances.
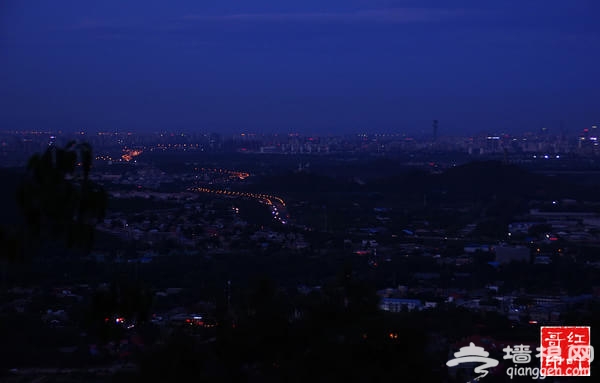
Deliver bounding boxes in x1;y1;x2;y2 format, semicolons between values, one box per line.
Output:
122;149;143;162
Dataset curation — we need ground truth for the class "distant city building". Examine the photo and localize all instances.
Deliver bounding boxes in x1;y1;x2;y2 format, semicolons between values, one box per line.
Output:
379;298;422;312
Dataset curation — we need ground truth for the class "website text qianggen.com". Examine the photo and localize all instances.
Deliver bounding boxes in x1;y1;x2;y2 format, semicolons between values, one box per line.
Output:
506;365;591;380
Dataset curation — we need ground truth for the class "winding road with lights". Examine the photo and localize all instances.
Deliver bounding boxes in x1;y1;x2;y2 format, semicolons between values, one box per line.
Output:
188;183;289;225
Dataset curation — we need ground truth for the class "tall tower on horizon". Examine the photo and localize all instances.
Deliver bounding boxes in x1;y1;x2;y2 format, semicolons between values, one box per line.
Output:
433;120;439;142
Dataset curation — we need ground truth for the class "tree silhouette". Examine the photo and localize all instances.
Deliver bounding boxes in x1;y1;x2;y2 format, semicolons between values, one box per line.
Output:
16;141;107;255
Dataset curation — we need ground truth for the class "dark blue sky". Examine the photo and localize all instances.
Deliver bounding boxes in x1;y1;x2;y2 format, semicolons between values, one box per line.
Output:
1;0;599;135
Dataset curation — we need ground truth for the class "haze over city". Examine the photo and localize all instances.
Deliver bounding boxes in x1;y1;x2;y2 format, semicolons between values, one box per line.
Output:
1;0;599;134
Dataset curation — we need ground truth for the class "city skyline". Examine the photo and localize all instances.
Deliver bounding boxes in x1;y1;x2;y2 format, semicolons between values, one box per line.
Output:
1;1;599;134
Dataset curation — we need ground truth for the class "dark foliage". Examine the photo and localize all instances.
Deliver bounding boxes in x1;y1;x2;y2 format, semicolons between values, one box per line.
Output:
15;142;107;255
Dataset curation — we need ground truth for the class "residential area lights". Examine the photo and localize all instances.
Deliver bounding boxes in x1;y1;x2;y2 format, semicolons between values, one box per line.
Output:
193;167;249;180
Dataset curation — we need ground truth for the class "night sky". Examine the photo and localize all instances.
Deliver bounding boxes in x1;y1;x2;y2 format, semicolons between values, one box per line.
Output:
1;1;599;135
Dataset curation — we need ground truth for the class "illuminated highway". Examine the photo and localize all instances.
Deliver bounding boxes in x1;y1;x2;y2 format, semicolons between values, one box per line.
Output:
189;187;289;225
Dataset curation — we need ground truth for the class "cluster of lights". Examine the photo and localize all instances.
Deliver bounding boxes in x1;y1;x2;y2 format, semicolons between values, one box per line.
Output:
121;149;143;162
95;155;115;161
184;316;204;326
104;316;135;329
152;143;202;151
532;155;560;159
92;131;134;136
269;204;287;224
8;130;56;135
